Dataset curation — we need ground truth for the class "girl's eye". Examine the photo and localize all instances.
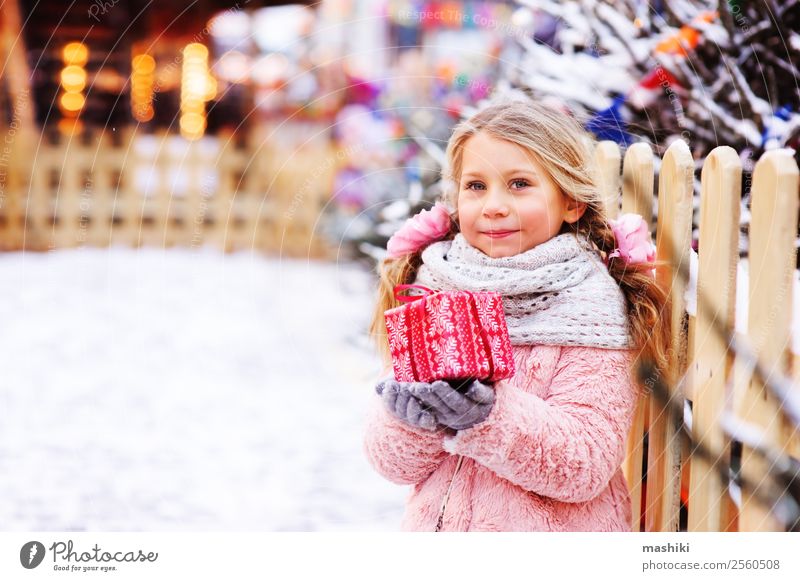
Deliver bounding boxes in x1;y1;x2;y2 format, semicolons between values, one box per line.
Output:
511;179;530;189
464;181;485;191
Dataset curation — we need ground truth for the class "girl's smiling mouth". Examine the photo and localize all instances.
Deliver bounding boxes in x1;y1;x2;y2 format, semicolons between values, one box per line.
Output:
481;230;519;239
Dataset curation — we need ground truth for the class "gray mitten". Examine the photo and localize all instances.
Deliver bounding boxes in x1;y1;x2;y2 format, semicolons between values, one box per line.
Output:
410;379;495;431
375;378;439;431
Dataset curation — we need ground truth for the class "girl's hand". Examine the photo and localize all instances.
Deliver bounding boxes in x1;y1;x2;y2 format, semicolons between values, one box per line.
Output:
375;378;440;432
410;379;495;431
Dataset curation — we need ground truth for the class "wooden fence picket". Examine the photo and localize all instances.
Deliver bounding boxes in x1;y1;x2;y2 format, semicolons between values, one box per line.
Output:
737;150;799;531
646;139;694;532
595;140;622;220
620;142;654;532
688;146;741;532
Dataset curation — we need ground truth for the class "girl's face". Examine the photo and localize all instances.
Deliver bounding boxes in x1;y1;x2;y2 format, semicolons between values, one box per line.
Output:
457;131;586;258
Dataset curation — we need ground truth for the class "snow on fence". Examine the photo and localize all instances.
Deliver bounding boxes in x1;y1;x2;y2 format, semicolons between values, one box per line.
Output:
596;139;800;532
0;124;337;257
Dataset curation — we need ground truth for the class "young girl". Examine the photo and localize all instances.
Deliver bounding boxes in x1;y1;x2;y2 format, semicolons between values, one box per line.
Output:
363;99;670;532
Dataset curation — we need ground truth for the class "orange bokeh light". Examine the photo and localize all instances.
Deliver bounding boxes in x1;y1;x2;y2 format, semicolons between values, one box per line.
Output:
60;65;87;92
62;42;88;66
132;54;156;74
59;91;85;112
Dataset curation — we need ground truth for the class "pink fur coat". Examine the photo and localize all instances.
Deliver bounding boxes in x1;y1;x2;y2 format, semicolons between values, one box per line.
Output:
363;343;640;531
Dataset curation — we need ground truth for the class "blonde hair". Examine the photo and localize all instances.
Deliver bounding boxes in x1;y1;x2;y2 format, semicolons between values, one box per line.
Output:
369;99;671;381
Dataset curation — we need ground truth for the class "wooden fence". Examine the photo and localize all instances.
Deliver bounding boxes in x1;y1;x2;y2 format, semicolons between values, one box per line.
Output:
0;123;337;257
596;139;800;531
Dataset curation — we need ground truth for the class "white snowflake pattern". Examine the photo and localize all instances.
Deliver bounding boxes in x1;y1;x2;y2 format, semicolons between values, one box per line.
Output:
424;295;457;339
385;310;409;351
473;293;502;333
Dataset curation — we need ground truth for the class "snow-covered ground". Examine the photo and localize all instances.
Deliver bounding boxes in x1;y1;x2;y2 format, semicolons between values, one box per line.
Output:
0;246;407;531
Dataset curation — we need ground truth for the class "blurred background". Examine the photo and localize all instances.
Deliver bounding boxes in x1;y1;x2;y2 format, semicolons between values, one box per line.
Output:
0;0;798;530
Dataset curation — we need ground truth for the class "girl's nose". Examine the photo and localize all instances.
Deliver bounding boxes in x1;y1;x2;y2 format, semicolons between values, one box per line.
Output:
482;190;510;217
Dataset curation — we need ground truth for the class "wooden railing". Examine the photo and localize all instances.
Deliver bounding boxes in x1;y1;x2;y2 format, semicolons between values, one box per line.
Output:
0;123;337;257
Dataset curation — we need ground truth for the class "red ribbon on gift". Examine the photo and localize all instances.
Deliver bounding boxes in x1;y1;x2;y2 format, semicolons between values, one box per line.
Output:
393;284;435;303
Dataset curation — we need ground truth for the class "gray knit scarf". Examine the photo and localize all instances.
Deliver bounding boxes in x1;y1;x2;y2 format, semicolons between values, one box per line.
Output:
414;232;632;349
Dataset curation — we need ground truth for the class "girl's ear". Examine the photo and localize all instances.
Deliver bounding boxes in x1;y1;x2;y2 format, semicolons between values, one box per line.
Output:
563;198;587;224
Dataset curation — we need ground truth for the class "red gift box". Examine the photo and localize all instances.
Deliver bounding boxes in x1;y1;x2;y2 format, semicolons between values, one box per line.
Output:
384;284;516;384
